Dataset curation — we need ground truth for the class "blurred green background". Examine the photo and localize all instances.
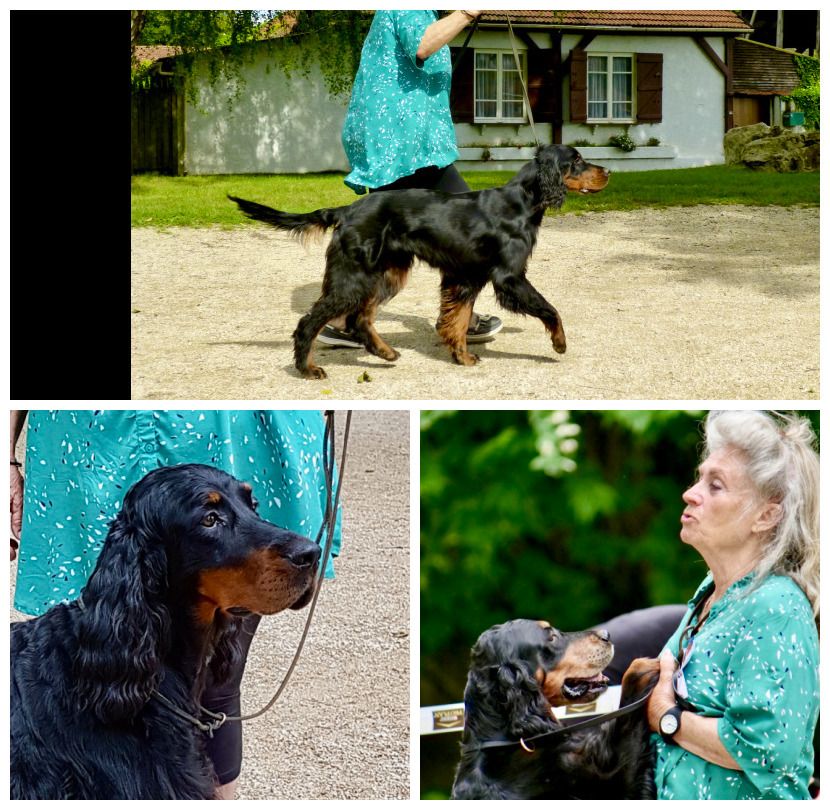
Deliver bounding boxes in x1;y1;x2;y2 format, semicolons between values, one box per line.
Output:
419;409;819;799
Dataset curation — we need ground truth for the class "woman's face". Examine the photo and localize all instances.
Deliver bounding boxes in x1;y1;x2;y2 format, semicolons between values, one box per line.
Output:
680;447;768;556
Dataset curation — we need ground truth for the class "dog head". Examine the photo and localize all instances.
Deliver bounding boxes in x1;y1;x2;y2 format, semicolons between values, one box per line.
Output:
534;144;611;209
74;463;321;721
461;618;614;743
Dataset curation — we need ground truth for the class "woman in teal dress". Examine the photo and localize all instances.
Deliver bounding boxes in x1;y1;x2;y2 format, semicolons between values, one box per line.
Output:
10;409;342;798
645;411;819;799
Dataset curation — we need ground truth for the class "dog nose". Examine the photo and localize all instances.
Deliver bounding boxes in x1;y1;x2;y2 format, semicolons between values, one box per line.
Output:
285;540;321;570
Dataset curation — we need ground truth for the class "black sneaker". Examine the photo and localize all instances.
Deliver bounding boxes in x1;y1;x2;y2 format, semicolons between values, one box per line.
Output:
317;325;362;348
466;313;503;343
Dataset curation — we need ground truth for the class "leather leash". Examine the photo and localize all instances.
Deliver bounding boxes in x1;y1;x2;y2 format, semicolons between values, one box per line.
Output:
464;687;654;754
152;410;352;735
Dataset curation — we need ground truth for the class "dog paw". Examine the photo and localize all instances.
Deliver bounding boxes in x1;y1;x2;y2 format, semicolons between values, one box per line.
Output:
552;336;567;354
301;366;327;380
379;348;400;362
621;657;661;702
453;351;480;366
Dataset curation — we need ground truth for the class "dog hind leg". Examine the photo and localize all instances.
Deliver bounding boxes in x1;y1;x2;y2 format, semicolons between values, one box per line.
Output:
437;282;479;366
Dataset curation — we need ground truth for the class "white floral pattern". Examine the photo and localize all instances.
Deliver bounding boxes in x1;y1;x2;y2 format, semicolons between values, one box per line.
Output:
16;410;341;615
654;572;819;799
342;10;459;193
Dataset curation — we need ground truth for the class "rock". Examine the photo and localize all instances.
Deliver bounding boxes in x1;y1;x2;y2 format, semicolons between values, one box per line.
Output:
724;123;819;171
723;122;773;164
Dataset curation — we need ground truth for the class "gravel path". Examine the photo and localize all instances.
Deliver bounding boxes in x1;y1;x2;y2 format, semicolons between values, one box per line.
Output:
132;205;819;400
11;410;410;800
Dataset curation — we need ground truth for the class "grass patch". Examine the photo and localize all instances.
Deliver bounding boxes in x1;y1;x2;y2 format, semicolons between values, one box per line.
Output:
131;165;819;228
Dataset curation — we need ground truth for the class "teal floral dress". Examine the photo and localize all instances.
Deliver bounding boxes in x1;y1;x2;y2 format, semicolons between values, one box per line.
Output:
15;411;341;616
654;572;819;799
342;10;459;193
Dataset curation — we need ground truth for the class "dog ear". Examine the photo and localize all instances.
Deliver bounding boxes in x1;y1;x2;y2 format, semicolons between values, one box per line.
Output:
497;661;558;738
73;512;170;723
535;147;566;210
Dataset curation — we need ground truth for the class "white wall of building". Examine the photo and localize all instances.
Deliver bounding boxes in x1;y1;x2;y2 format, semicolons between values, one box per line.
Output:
184;40;350;175
180;32;728;175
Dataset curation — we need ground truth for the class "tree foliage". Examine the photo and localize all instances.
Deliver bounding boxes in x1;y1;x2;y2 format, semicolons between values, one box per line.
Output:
131;10;372;102
785;53;820;130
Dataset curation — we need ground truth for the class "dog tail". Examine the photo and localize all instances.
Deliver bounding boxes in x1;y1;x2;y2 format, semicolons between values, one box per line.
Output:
228;195;342;244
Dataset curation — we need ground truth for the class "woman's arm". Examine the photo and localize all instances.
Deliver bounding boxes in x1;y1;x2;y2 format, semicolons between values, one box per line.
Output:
647;651;741;771
416;11;481;61
10;410;28;560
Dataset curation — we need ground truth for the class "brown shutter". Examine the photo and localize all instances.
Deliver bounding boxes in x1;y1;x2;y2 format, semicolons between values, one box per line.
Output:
569;48;587;123
527;48;556;124
636;53;663;122
450;47;474;123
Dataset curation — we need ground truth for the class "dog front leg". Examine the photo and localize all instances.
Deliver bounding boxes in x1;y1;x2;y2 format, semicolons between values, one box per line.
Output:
492;272;567;354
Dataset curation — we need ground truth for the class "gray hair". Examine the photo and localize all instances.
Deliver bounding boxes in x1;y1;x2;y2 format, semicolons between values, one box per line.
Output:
703;411;819;616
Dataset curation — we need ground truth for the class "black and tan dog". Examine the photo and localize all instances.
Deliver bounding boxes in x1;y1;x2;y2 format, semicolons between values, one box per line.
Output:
230;145;609;378
11;464;321;799
451;619;658;799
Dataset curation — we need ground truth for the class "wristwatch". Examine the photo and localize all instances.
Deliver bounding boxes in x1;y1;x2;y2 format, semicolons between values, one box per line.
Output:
659;706;683;744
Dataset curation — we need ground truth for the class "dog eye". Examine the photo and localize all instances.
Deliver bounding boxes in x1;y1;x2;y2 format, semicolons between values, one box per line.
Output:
201;512;220;528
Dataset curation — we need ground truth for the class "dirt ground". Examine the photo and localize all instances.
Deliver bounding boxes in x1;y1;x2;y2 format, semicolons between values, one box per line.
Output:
11;410;410;800
131;205;819;400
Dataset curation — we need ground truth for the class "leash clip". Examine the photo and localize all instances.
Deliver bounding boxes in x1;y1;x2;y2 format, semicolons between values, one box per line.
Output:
204;711;227;739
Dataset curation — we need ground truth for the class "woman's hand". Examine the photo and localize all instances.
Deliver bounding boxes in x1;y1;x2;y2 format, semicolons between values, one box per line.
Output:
646;650;679;732
417;11;482;62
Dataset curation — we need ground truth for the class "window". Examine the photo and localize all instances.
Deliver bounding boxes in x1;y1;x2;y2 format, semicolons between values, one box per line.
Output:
587;54;633;122
474;50;526;123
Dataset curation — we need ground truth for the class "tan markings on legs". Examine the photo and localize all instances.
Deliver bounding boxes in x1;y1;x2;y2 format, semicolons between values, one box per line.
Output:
357;297;399;362
437;290;478;366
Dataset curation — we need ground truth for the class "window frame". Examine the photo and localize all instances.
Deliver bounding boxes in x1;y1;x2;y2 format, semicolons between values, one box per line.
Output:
473;48;527;125
586;53;636;124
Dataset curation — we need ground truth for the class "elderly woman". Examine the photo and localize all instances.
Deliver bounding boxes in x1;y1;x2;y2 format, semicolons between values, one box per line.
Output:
646;411;819;799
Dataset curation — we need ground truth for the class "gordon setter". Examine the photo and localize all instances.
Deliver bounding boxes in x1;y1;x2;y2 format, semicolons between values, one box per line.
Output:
10;464;321;800
229;144;609;379
451;619;658;799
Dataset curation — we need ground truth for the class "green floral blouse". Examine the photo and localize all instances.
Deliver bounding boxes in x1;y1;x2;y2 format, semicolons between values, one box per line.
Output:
654;572;819;799
341;10;459;193
15;410;341;616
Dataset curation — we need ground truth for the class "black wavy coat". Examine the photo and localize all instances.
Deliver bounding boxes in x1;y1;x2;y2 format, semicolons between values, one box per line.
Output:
10;464;321;800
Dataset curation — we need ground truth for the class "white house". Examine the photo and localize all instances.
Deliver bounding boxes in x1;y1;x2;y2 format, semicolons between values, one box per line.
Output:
132;10;755;175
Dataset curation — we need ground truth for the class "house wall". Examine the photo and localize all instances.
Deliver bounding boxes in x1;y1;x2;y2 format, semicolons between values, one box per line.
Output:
454;30;728;172
562;34;727;170
181;30;728;175
184;39;350;175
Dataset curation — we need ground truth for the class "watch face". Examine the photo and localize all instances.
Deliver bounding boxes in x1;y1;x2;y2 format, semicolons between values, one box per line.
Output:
661;713;679;734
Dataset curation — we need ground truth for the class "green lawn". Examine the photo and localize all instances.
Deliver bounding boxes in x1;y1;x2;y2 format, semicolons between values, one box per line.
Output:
131;165;819;228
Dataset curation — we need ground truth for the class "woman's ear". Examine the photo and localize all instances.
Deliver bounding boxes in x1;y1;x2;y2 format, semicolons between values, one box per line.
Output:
752;500;783;535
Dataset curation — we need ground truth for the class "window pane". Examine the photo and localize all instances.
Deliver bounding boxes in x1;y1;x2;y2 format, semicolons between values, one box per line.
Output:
612;73;632;119
476;52;497;70
612;56;632;73
588;55;607;74
476;100;498;118
476;67;497;102
587;55;607;119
